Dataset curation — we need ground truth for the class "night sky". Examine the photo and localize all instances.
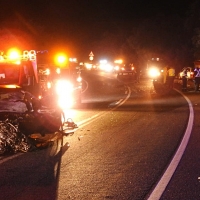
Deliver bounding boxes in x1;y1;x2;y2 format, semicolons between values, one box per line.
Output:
0;0;197;60
0;0;193;20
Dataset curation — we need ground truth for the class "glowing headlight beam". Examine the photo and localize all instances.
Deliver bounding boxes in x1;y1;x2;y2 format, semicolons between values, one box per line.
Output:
77;76;82;82
55;80;74;109
56;80;73;95
148;68;161;78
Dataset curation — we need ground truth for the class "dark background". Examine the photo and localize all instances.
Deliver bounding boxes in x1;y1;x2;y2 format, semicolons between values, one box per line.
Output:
0;0;199;70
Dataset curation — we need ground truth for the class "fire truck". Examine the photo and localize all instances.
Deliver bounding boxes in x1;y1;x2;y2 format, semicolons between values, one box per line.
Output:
0;49;81;138
0;49;44;108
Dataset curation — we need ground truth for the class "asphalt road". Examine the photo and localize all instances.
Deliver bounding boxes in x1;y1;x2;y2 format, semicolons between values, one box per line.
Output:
0;71;195;200
160;79;200;200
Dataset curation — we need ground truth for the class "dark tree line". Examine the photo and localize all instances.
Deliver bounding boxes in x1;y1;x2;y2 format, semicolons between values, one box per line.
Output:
90;0;200;71
0;0;200;72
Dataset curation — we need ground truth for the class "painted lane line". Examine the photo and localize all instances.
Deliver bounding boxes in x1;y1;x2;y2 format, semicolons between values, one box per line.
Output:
77;86;131;127
77;113;100;127
112;86;131;110
81;79;88;93
115;99;124;105
147;89;194;200
0;153;23;164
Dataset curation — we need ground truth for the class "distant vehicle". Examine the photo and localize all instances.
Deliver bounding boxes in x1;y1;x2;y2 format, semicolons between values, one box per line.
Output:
147;58;170;94
178;67;194;80
117;63;136;79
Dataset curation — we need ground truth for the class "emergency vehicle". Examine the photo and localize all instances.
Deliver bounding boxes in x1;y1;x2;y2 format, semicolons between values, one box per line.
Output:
0;49;81;136
147;58;169;94
37;52;82;109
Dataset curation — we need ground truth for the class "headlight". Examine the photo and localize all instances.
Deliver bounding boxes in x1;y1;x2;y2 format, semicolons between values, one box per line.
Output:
55;80;74;109
114;66;119;71
148;68;160;78
47;81;51;89
55;80;73;95
77;76;82;82
104;64;113;72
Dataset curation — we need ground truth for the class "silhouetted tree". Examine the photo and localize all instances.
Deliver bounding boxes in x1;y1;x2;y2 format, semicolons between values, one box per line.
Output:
185;0;200;60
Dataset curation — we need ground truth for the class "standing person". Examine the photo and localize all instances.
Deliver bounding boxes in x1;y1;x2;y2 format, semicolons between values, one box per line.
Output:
182;68;188;91
194;66;200;92
167;66;175;89
134;65;141;83
163;66;168;84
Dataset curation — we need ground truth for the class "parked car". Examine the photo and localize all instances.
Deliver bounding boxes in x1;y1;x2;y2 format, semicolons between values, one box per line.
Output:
178;67;194;80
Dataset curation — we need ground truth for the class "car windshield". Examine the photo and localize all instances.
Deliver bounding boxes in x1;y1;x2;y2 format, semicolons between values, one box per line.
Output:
0;64;20;84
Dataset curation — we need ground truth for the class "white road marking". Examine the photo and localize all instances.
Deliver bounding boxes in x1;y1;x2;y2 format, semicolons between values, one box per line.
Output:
77;86;131;127
147;89;194;200
0;153;22;164
81;79;88;93
115;99;124;105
